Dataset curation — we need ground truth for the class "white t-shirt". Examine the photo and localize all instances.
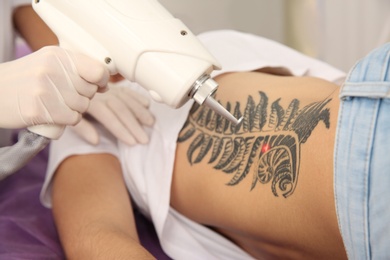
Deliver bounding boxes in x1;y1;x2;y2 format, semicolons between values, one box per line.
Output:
0;0;31;63
41;30;346;260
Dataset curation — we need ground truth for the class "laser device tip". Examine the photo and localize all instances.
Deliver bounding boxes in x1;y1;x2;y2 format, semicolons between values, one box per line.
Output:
191;75;243;126
204;96;243;126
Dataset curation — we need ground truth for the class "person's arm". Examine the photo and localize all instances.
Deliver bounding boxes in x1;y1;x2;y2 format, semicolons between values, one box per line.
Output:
51;153;154;259
13;5;58;50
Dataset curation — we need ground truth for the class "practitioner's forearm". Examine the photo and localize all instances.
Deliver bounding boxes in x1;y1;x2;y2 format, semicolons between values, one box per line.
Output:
13;5;58;50
52;153;154;259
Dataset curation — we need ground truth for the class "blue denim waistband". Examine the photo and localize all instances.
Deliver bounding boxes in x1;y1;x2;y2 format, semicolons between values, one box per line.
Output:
340;43;390;99
335;43;390;260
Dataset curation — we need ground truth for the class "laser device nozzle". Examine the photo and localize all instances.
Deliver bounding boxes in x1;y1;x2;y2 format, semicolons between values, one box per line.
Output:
189;74;243;126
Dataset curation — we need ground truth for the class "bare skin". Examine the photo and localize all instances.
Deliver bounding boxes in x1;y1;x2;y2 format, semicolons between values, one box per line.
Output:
52;71;347;259
13;5;58;51
171;72;346;259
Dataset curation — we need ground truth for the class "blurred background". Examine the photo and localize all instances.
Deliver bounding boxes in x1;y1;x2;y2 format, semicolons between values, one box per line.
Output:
159;0;390;73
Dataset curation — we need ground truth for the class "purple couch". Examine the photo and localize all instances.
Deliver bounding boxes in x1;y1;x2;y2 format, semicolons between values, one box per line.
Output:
0;131;171;259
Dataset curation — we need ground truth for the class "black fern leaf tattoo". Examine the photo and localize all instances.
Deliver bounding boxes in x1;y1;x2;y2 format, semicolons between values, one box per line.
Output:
177;91;331;198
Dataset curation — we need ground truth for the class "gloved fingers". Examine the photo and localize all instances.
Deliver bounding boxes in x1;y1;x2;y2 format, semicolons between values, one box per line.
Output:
44;75;92;113
121;87;151;107
106;97;150;144
71;118;100;145
60;51;107;98
26;108;81;127
87;100;138;146
56;110;82;126
66;76;99;99
18;87;83;127
45;47;109;98
117;88;155;127
42;47;109;111
69;51;110;89
0;46;107;129
37;47;97;98
42;100;83;126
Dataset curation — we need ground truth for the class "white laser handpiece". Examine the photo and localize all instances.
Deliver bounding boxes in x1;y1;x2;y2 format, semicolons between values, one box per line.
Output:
29;0;242;139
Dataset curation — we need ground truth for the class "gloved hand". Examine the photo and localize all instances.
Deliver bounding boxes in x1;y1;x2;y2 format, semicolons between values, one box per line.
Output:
0;46;109;129
72;82;155;146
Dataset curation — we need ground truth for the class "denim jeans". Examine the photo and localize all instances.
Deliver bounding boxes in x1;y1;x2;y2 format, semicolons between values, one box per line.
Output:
335;43;390;259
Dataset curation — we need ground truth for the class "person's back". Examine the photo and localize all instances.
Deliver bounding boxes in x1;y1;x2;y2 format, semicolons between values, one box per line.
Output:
171;71;347;259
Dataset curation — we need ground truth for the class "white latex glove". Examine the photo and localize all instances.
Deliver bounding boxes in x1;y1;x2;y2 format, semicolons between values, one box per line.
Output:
0;46;109;129
72;82;155;146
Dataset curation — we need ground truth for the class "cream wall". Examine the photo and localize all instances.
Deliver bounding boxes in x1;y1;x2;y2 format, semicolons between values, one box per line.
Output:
161;0;390;72
285;0;390;72
159;0;286;43
320;0;390;72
